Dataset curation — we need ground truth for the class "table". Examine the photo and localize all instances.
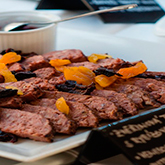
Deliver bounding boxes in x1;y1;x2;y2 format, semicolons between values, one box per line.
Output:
0;0;165;164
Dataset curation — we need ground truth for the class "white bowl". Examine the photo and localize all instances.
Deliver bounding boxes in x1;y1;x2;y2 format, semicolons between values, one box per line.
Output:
0;11;60;54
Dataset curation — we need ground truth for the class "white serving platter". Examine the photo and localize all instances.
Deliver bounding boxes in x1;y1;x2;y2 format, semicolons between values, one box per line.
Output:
0;28;165;162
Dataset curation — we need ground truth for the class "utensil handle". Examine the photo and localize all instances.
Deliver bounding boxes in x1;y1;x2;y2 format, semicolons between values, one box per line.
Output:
29;4;137;25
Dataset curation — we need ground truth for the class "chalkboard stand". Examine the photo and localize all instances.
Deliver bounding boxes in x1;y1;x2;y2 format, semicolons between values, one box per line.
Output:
72;127;121;165
73;106;165;165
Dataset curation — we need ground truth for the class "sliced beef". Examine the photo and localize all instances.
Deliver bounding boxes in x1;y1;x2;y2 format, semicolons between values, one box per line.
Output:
97;58;141;70
0;81;43;102
107;84;160;108
33;67;56;80
43;49;87;62
21;55;50;71
43;91;121;120
97;58;125;70
91;89;137;116
0;108;53;142
68;61;100;71
81;96;122;120
115;78;165;104
0;96;22;108
31;98;98;127
49;74;66;86
145;83;165;104
22;104;77;134
8;63;25;72
66;101;98;127
24;77;56;91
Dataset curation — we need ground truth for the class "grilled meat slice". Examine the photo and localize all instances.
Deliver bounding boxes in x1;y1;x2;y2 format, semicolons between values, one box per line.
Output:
107;84;160;108
43;91;121;120
68;61;100;71
0;108;53;142
31;99;99;127
43;49;87;63
48;74;66;86
146;83;165;104
66;101;98;127
114;78;165;104
97;58;140;70
24;77;56;91
97;58;128;70
33;67;56;80
91;89;137;116
8;63;25;72
22;104;77;134
0;96;22;108
0;81;43;102
21;55;50;71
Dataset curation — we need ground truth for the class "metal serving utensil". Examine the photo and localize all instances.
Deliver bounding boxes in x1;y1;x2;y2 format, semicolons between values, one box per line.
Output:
3;4;137;32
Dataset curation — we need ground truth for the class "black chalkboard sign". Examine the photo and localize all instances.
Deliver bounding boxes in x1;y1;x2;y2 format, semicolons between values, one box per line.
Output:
74;106;165;164
82;0;165;23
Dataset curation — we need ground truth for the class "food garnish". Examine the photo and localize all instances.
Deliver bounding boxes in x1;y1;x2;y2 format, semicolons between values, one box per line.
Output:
95;83;103;90
88;53;112;63
49;59;71;72
64;66;95;86
0;88;18;98
0;63;17;82
56;80;95;94
5;86;23;95
95;75;117;87
12;71;36;81
55;97;70;115
49;59;71;67
117;62;147;79
94;67;122;77
0;131;18;143
136;72;165;80
0;52;21;64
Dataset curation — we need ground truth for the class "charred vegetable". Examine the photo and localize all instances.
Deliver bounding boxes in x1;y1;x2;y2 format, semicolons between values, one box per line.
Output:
0;88;18;98
0;130;18;143
137;72;165;80
56;80;95;94
11;71;36;81
93;67;122;77
0;48;16;55
1;48;22;57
